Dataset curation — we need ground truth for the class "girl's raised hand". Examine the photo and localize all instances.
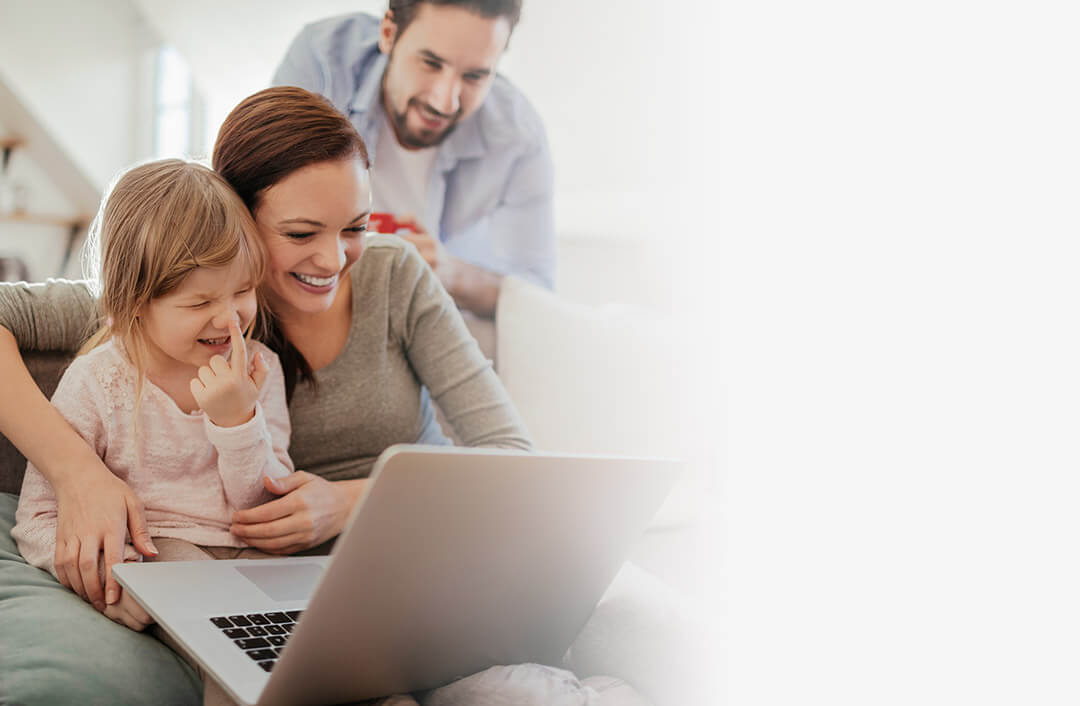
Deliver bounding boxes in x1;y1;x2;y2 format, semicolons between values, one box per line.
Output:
189;317;268;427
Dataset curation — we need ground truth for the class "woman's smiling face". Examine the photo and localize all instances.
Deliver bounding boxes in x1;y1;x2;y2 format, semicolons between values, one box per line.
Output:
253;158;372;317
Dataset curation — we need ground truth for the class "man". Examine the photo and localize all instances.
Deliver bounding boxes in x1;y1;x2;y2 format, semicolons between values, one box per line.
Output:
274;0;554;317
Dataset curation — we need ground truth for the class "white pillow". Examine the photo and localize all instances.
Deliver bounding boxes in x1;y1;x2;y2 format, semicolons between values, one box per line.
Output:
496;276;687;459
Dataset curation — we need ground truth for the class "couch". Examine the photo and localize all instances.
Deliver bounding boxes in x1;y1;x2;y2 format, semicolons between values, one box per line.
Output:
0;278;719;705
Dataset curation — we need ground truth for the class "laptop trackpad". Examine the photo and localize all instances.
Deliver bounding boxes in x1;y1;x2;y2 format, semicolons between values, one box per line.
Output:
234;563;324;601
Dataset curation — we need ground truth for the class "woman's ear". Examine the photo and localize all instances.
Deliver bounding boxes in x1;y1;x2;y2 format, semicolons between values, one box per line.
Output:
378;10;398;55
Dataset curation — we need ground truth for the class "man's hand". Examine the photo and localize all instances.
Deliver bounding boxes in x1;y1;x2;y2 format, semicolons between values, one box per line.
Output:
230;473;365;554
396;214;453;275
54;469;156;612
190;318;268;428
393;213;501;317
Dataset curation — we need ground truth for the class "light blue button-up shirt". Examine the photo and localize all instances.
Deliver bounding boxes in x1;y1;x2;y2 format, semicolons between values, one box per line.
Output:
273;12;555;289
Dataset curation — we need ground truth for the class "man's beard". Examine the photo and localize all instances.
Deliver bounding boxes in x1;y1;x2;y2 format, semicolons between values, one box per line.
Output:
390;97;461;149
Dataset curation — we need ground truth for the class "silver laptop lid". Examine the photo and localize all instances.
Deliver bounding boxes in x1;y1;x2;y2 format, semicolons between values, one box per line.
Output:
260;445;680;705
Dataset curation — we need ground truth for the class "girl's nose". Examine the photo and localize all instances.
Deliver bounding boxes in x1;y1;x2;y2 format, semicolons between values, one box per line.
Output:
212;309;241;332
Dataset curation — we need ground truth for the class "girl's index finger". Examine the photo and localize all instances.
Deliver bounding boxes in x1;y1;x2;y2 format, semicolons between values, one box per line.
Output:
228;317;247;374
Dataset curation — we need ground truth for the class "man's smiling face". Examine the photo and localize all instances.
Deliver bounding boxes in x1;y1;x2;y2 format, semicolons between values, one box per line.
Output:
378;3;511;149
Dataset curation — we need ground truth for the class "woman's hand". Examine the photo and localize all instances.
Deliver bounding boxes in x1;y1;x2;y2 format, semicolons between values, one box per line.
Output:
54;464;157;612
230;472;364;554
0;326;155;608
102;586;154;632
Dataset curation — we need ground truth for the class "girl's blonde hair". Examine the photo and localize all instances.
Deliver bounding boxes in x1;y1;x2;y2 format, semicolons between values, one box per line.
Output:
80;159;266;408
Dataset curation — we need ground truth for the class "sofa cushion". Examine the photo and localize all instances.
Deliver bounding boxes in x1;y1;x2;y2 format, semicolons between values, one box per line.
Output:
0;492;201;705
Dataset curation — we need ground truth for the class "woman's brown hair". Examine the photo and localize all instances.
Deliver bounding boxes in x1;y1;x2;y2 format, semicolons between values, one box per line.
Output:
212;86;370;399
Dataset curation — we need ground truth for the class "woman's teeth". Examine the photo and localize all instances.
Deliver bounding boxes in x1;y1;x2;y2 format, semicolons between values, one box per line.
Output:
200;337;228;345
293;272;337;287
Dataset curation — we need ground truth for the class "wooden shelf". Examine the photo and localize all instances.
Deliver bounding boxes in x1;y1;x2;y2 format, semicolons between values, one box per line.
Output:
0;213;87;228
0;213;90;275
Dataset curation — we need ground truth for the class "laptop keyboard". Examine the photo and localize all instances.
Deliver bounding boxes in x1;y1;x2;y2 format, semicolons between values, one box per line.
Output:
209;610;304;672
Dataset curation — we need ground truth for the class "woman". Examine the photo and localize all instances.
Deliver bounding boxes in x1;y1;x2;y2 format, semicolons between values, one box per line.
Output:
0;87;647;705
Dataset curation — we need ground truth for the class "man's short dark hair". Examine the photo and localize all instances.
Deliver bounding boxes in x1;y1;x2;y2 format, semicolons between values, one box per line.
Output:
388;0;523;39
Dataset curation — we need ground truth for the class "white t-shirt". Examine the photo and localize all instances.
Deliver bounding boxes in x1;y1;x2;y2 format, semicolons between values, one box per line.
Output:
371;110;438;231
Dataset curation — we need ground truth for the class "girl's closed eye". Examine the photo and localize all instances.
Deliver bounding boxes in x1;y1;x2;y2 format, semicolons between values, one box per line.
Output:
284;231;315;240
344;225;368;236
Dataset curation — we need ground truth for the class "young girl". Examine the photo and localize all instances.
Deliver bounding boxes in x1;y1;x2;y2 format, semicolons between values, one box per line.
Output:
11;159;294;631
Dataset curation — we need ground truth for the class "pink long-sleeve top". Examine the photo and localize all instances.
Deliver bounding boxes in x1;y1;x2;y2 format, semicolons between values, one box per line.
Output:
11;338;294;576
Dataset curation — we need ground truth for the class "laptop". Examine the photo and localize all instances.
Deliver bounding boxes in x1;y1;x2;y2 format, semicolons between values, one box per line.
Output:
113;444;681;706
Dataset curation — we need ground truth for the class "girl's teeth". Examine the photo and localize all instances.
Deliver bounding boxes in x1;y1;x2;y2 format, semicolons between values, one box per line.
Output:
294;272;336;287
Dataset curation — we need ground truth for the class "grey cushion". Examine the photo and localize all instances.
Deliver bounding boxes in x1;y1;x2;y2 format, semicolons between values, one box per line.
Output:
0;492;201;705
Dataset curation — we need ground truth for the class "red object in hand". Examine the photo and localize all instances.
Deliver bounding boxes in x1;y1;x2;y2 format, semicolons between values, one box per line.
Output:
369;212;417;234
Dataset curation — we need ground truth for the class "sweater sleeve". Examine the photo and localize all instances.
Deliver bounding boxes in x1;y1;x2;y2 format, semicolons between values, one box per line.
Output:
388;245;533;451
0;279;99;351
202;344;294;510
10;355;136;577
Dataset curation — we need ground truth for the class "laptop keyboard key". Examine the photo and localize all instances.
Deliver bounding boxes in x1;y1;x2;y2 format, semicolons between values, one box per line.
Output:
235;638;270;650
215;610;301;664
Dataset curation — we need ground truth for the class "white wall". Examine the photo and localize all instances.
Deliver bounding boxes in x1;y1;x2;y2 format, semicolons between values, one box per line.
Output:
0;0;155;190
499;1;681;310
130;0;384;160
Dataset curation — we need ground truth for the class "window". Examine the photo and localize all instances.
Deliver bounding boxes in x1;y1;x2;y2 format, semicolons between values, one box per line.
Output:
153;46;205;158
